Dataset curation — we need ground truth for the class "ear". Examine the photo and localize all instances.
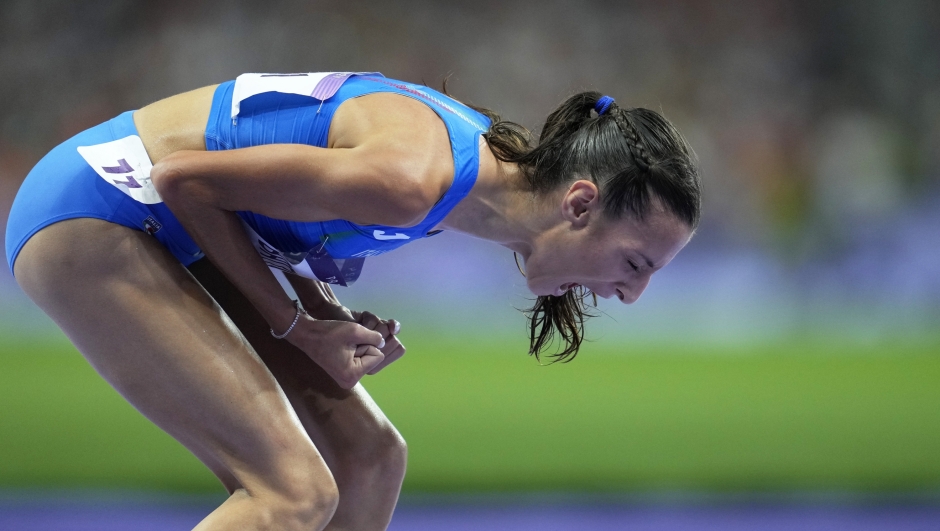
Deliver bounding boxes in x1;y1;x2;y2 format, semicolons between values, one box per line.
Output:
560;180;600;229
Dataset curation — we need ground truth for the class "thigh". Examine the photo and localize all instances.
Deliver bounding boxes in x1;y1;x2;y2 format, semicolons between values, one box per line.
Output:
14;218;328;496
188;258;402;476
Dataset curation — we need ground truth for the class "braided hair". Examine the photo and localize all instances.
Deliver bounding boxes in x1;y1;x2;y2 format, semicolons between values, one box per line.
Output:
615;112;652;170
467;92;701;362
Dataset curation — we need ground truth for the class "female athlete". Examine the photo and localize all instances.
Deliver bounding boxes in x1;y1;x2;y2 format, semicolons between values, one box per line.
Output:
5;72;700;530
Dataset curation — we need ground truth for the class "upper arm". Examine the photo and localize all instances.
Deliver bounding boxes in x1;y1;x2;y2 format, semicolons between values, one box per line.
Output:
152;141;450;227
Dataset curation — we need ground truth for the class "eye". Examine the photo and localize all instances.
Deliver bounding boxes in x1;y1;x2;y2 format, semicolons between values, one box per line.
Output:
628;260;639;272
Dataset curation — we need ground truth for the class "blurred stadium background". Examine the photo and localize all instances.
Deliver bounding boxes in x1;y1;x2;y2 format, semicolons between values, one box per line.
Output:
1;0;938;528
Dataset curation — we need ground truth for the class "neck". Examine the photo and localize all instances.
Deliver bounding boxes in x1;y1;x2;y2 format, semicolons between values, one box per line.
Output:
439;142;547;257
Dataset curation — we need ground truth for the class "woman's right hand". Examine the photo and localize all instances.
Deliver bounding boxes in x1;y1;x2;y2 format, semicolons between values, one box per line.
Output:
286;316;386;389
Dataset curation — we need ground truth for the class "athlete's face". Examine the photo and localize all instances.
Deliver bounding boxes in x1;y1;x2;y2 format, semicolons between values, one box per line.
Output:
522;181;692;303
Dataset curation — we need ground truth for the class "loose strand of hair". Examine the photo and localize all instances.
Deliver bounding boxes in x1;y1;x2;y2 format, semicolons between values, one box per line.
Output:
525;285;597;363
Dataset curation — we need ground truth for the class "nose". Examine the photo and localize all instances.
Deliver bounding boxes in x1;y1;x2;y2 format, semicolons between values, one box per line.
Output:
617;273;652;304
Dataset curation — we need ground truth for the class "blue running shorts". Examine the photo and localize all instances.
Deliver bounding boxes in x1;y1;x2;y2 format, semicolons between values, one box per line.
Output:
5;111;203;275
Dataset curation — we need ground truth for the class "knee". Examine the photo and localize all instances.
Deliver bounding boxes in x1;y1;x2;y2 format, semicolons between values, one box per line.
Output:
285;483;340;531
373;425;408;483
381;427;408;482
343;423;408;485
261;459;340;530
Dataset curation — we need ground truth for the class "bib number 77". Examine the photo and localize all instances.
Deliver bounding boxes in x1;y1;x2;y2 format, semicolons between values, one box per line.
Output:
77;135;163;204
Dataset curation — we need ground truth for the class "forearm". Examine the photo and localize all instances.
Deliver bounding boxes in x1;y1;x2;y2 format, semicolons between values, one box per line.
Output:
153;166;297;332
287;275;355;322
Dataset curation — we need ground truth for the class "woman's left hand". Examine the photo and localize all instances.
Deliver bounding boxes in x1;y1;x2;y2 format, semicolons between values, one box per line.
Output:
305;302;405;375
352;311;405;375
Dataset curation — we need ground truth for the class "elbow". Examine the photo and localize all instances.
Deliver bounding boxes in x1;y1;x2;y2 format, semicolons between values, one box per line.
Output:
151;152;206;205
151;156;185;200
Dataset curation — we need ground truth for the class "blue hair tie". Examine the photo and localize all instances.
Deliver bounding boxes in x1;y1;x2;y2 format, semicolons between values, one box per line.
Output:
594;95;615;115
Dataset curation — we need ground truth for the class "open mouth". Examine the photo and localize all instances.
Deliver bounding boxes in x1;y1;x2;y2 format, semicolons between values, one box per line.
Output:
560;283;580;293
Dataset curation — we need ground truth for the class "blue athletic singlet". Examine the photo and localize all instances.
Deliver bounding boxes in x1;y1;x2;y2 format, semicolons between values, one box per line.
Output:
5;72;491;286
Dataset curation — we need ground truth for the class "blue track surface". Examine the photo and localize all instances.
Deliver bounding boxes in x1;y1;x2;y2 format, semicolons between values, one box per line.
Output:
2;495;940;530
392;503;940;531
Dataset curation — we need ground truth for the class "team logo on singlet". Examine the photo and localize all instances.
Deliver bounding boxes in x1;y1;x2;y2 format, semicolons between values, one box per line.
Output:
142;216;163;235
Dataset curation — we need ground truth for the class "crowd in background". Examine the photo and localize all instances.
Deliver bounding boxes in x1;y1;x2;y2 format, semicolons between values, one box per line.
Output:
1;0;938;326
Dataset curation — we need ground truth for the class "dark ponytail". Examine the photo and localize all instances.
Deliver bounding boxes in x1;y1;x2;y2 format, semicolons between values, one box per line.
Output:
467;91;701;363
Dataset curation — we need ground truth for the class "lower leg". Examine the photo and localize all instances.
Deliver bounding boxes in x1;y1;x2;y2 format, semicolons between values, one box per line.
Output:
13;222;338;531
189;259;408;530
194;486;339;531
323;446;407;531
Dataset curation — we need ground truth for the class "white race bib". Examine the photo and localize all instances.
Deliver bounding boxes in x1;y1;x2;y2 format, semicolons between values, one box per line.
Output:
231;72;382;121
77;135;162;204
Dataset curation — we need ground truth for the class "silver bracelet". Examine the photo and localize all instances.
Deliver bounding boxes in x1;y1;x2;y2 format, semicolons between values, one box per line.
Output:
270;300;306;339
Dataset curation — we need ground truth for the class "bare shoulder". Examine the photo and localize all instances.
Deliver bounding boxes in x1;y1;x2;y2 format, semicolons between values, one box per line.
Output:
153;91;461;228
328;92;455;205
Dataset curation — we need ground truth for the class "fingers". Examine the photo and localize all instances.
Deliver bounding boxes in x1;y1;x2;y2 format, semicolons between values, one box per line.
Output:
366;338;405;375
329;345;383;390
348;322;385;349
353;344;385;375
357;311;381;330
353;311;400;336
352;312;403;350
338;311;406;377
367;319;405;375
356;311;391;340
